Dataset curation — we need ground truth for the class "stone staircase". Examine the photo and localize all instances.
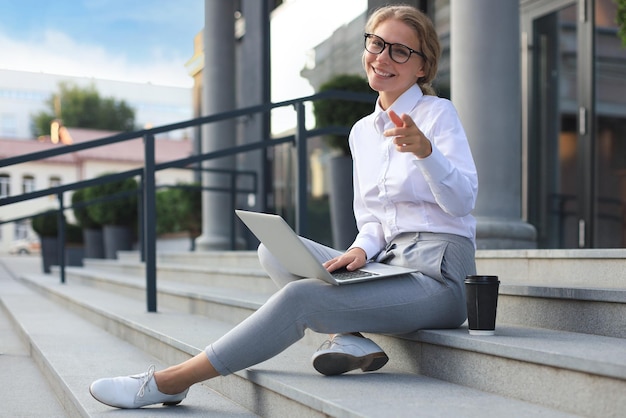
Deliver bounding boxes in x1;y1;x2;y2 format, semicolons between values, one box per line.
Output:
0;248;624;417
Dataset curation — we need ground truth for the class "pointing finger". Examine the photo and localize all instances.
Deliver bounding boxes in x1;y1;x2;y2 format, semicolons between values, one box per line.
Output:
388;110;404;127
400;113;415;128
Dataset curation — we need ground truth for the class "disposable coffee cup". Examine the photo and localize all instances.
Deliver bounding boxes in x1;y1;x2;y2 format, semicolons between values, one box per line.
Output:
464;275;500;335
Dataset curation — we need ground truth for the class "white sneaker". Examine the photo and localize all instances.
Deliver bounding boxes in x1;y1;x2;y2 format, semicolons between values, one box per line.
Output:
312;333;389;376
89;365;188;409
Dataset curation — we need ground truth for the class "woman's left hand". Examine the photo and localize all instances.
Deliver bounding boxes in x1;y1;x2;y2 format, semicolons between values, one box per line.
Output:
384;110;432;158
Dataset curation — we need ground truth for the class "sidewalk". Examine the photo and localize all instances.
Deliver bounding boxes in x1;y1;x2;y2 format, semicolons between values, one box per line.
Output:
0;254;45;278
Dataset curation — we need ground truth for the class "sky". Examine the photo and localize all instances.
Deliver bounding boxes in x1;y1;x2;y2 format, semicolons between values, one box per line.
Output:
0;0;367;101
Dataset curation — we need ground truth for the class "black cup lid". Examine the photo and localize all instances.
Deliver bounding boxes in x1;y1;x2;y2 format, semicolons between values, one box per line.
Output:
464;275;499;283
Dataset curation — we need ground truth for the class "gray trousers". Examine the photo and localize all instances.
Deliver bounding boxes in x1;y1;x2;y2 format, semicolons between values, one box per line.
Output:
205;232;476;376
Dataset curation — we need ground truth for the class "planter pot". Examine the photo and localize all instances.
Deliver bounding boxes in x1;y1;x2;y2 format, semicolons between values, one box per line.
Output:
328;155;358;250
83;228;105;259
65;246;85;266
103;225;133;259
40;236;59;274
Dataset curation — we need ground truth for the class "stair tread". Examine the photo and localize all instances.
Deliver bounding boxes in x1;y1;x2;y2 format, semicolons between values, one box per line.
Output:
0;302;67;417
0;272;260;417
500;283;626;302
49;267;626;379
68;266;272;307
407;326;626;380
6;272;578;417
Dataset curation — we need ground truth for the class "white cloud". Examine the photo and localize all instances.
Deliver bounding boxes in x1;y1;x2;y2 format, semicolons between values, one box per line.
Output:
1;29;193;87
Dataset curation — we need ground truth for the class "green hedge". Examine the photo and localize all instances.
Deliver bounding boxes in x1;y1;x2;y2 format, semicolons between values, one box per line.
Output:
31;210;59;237
313;74;374;156
71;187;101;229
85;175;138;226
156;184;202;237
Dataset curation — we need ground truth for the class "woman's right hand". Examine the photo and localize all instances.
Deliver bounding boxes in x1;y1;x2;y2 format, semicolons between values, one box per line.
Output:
323;247;367;272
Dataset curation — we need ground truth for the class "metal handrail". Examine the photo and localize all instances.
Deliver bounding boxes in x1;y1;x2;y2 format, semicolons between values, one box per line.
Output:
0;90;376;311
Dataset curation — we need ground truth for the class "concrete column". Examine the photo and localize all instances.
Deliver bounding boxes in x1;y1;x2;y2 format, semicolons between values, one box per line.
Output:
195;0;237;251
451;0;536;249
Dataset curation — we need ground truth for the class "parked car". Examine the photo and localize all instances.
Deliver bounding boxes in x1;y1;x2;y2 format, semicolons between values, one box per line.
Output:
9;238;41;255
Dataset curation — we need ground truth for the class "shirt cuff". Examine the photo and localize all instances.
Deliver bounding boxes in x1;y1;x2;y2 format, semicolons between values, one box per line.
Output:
412;144;452;182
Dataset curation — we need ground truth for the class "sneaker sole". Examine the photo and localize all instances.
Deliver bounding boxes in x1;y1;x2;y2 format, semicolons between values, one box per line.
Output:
313;351;389;376
89;386;185;409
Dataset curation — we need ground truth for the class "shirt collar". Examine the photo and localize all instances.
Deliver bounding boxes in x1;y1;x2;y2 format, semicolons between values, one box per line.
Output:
373;84;424;134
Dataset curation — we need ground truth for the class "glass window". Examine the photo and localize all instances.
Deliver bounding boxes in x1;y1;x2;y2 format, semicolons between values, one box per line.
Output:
49;176;61;188
22;175;36;194
0;174;10;197
14;220;29;240
593;0;626;247
1;113;17;137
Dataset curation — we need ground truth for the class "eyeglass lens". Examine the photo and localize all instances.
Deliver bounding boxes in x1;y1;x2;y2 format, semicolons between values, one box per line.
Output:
365;34;413;64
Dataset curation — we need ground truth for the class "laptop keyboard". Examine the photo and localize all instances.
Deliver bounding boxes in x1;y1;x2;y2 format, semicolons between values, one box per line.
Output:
331;268;377;280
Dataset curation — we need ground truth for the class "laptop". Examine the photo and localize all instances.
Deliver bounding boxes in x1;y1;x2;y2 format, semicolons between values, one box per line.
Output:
235;210;417;285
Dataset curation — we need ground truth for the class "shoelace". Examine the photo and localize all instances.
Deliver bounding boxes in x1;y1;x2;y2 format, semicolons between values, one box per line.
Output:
136;364;156;398
317;338;335;351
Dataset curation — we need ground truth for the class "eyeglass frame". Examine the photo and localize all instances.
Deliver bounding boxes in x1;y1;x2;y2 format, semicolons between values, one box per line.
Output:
363;33;425;64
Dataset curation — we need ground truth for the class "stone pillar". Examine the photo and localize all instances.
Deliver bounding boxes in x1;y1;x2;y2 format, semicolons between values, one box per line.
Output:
195;0;237;251
450;0;536;249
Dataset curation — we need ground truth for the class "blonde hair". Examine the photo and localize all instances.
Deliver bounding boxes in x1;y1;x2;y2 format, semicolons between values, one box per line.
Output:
364;4;440;96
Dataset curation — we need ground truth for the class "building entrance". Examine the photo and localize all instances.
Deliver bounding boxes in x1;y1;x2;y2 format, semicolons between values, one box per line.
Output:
524;0;626;248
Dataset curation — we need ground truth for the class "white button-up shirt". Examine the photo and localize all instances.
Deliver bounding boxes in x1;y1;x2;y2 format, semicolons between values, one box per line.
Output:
349;85;478;259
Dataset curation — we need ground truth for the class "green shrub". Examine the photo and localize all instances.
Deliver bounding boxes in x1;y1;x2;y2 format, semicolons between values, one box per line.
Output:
85;175;138;226
71;187;101;229
313;74;375;156
65;223;84;244
31;210;59;237
156;184;202;237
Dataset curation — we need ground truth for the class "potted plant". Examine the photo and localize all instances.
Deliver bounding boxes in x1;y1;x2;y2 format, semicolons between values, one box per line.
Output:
72;187;104;259
64;222;85;266
85;175;138;259
156;184;202;251
313;74;375;250
31;209;60;273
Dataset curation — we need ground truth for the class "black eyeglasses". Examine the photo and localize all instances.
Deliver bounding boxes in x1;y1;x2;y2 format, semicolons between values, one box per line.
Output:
364;33;425;64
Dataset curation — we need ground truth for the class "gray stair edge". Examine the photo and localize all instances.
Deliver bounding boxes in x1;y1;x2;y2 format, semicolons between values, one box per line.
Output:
61;266;271;309
0;274;259;417
83;258;270;278
0;304;68;417
59;266;626;381
400;326;626;380
500;283;626;303
12;272;582;418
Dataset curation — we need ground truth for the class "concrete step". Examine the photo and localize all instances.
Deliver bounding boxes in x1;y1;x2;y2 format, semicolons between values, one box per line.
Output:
0;266;259;417
7;270;582;417
16;267;626;418
498;283;626;338
476;249;626;288
82;257;277;293
116;250;262;269
0;299;67;417
63;265;270;328
83;252;626;339
121;248;626;287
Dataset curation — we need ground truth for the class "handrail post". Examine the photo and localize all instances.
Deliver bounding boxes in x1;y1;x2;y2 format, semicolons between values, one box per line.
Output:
57;192;66;284
143;133;157;312
230;171;237;250
138;175;145;263
294;102;308;236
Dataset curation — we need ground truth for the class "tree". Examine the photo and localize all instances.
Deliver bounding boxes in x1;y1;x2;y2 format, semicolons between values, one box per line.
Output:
618;0;626;46
31;82;136;137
